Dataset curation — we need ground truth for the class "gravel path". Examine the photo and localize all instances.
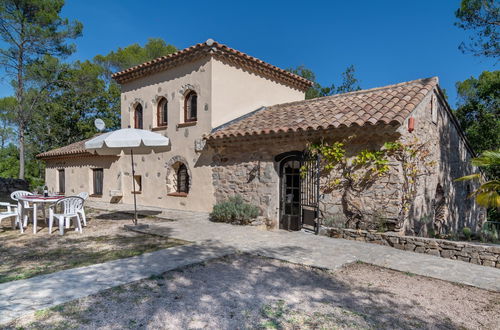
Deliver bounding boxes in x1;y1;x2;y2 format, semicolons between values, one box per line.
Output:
6;254;500;330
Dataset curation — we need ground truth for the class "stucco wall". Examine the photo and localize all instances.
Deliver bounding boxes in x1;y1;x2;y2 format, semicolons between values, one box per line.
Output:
44;156;121;203
210;58;305;128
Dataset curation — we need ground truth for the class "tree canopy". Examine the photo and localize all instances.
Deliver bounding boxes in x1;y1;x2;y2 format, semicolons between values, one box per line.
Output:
455;0;499;58
0;0;83;179
288;65;361;99
455;70;500;154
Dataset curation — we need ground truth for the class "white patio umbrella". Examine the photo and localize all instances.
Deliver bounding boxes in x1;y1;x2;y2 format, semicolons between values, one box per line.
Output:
85;128;170;225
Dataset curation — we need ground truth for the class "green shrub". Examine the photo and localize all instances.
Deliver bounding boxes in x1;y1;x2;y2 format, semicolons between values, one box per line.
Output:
462;227;472;241
210;195;259;224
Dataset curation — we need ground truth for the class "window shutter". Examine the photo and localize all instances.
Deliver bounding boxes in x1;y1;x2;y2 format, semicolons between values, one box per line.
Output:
58;169;65;194
93;169;103;195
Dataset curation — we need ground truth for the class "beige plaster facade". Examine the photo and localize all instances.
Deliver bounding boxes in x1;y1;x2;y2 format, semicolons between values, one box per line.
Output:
40;41;482;236
43;53;306;212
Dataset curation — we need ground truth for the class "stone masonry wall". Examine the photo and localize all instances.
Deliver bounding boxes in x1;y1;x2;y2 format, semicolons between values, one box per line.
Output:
397;88;484;236
320;226;500;268
209;128;403;229
0;178;29;203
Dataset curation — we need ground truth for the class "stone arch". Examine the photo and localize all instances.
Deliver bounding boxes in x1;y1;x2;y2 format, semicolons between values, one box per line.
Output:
128;98;145;128
165;155;192;194
179;83;201;97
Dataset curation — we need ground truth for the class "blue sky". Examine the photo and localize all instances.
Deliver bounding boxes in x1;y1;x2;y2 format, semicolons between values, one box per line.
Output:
0;0;497;107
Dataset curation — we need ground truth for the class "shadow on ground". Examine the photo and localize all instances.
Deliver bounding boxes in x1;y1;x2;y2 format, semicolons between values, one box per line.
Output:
4;251;479;329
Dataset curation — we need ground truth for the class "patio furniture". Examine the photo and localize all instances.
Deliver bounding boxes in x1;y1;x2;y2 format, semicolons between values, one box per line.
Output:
48;196;85;235
85;128;169;225
10;190;34;229
18;195;65;234
0;202;22;233
76;192;89;226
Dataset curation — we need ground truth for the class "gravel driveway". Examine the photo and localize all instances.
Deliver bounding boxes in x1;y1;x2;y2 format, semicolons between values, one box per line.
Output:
6;254;500;329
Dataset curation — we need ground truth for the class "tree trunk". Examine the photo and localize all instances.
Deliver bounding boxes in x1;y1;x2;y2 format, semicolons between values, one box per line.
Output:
18;122;25;180
16;43;25;180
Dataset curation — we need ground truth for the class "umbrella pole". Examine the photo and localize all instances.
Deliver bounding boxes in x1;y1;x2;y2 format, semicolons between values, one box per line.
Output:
131;148;138;225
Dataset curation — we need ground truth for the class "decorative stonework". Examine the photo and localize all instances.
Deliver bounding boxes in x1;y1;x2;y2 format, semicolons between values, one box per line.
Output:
320;226;500;268
165;155;192;194
179;83;200;96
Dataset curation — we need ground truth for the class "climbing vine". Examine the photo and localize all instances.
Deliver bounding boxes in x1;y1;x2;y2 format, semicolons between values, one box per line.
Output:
303;136;435;231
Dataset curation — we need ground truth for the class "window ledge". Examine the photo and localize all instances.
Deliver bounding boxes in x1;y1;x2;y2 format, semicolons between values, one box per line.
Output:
177;121;197;128
131;191;142;194
152;126;168;131
90;194;102;198
167;192;188;197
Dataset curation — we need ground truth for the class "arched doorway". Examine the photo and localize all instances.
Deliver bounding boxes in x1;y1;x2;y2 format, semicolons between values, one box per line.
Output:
276;151;320;232
279;154;302;231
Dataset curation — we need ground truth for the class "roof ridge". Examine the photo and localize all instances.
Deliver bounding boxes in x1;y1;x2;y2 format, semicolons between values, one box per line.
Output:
267;76;439;110
111;40;313;90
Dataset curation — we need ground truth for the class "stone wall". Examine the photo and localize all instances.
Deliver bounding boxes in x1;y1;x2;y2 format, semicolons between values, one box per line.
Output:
208;128;402;229
207;88;484;234
0;178;29;203
320;226;500;268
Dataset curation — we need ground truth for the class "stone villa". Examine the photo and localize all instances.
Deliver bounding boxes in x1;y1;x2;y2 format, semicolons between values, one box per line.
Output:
37;39;483;236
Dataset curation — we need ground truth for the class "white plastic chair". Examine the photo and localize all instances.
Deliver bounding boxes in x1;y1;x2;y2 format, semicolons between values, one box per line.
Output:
76;192;89;226
48;197;84;235
10;191;34;229
0;202;22;233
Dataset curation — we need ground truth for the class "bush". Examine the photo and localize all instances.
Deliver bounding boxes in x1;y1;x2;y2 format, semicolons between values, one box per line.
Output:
210;195;259;224
462;227;472;241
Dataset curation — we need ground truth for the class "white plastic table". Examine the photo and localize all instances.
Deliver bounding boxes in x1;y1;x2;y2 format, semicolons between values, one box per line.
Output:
18;195;65;234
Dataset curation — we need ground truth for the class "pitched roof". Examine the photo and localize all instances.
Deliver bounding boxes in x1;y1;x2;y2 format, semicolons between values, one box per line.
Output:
112;40;313;92
36;138;94;159
206;77;438;140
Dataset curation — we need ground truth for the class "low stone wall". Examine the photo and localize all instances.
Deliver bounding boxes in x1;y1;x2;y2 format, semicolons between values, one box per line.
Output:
320;226;500;268
0;178;29;203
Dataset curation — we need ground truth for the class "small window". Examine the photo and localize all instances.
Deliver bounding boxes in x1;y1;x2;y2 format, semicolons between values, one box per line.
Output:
58;169;65;194
134;103;143;129
133;175;142;193
92;168;103;195
431;94;438;124
157;97;168;127
184;91;197;122
177;164;189;193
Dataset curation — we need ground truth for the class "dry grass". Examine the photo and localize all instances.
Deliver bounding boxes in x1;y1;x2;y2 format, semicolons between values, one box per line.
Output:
0;208;188;283
6;254;500;330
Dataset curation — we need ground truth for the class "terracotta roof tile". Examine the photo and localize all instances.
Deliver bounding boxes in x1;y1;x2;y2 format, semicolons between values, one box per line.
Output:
207;77;438;140
112;40;313;92
36;137;94;159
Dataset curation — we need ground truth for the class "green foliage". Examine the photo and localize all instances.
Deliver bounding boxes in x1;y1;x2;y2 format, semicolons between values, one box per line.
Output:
287;65;360;99
455;0;499;58
210;195;260;224
481;221;499;243
0;96;16;148
0;0;83;179
306;137;433;230
94;38;177;77
462;227;472;240
456;149;500;208
455;71;500;154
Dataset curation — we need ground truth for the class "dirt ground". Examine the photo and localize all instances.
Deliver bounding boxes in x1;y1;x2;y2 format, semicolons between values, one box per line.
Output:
0;208;187;283
6;254;499;330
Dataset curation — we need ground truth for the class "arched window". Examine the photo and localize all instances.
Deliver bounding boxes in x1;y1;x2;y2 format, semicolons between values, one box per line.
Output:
184;91;197;122
134;103;143;129
177;163;189;193
157;97;168;126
